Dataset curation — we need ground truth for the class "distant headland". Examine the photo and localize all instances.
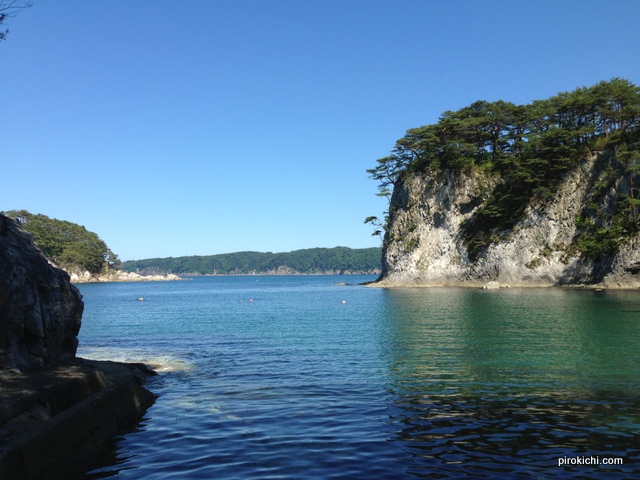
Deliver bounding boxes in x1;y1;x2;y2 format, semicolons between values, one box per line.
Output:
121;247;382;276
1;211;382;281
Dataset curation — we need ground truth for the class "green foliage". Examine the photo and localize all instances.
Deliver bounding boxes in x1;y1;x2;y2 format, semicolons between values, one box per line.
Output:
364;215;387;239
122;247;382;276
573;221;628;257
2;210;120;274
571;143;640;258
369;78;640;260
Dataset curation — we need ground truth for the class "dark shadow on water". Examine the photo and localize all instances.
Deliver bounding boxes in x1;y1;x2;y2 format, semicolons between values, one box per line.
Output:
389;389;640;478
81;421;149;479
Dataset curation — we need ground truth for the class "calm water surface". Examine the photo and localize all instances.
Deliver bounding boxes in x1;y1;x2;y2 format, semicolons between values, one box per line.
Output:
76;276;640;479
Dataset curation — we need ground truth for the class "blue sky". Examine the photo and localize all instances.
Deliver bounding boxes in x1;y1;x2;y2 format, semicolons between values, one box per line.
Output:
2;0;639;261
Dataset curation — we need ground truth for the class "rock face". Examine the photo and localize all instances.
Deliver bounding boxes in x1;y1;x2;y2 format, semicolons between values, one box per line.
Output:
68;268;181;284
0;215;84;370
0;214;157;478
377;154;640;288
0;359;157;480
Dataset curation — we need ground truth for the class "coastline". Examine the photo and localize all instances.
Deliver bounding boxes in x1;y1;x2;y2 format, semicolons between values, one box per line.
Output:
72;271;381;283
369;278;640;290
0;358;156;479
69;270;182;284
131;270;382;277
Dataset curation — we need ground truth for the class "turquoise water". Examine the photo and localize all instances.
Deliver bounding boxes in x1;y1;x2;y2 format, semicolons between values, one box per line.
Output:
76;276;640;479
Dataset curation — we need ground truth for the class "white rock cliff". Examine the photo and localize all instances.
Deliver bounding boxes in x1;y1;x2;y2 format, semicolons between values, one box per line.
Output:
377;153;640;288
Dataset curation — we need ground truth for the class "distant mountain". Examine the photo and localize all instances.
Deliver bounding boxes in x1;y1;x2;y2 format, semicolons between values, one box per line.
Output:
122;247;383;276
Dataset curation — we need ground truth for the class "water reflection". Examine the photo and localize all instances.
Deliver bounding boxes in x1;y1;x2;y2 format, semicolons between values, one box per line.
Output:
381;288;640;478
77;279;640;478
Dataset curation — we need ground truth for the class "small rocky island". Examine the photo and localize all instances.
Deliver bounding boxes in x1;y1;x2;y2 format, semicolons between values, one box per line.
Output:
369;79;640;288
0;214;156;479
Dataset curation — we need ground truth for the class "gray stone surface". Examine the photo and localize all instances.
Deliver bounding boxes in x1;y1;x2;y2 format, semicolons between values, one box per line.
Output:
378;154;640;288
0;358;156;480
0;214;84;370
0;214;157;479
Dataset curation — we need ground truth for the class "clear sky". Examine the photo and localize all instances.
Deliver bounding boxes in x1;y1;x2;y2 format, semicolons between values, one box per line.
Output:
2;0;639;261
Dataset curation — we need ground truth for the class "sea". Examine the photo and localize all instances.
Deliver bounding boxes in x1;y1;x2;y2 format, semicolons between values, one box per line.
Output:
75;275;640;479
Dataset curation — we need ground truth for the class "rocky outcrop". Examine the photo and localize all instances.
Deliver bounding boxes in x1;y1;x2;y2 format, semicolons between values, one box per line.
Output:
377;154;640;288
0;214;157;478
0;359;156;480
68;268;181;284
0;215;84;370
600;236;640;288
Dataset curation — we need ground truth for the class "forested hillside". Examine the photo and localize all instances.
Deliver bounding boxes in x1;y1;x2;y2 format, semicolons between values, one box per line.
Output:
2;210;120;274
122;247;382;275
2;210;380;277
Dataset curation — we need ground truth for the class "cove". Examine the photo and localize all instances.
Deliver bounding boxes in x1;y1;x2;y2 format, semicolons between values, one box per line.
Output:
77;276;640;479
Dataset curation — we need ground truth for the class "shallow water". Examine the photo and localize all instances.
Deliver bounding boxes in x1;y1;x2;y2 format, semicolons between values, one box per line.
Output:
76;276;640;478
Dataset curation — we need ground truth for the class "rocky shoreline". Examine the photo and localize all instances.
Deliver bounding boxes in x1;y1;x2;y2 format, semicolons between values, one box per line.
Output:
0;358;156;479
69;269;182;284
370;279;640;290
0;213;158;478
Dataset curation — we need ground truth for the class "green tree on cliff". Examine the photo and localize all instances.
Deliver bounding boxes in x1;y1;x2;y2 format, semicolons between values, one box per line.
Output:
2;210;121;274
368;78;640;258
